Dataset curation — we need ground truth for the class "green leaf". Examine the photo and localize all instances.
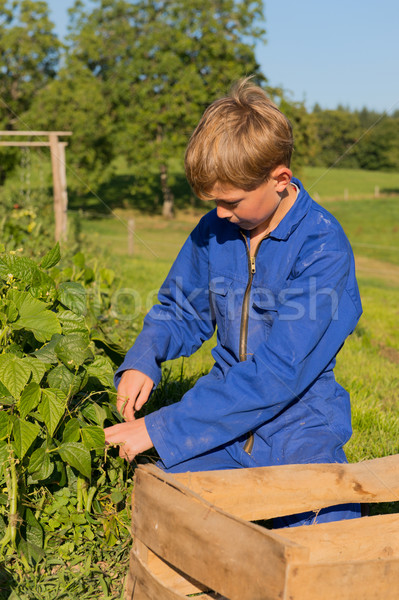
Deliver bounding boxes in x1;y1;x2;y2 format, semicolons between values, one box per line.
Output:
29;269;55;298
100;268;115;286
80;402;107;427
28;447;53;481
0;354;32;399
110;490;124;504
73;252;85;269
25;508;44;549
84;267;95;283
58;442;91;479
81;426;105;450
47;364;84;396
0;412;12;441
5;300;18;323
38;389;67;437
55;333;91;369
19;382;41;419
0;442;8;478
22;357;47;384
13;310;61;344
91;334;125;366
58;310;88;335
12;417;41;459
62;418;81;443
40;243;61;270
86;356;114;388
58;282;86;315
33;334;63;364
10;290;61;343
0;255;38;284
0;380;13;404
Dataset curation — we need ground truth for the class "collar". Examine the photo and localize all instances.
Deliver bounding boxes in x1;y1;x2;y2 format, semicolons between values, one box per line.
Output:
266;177;312;241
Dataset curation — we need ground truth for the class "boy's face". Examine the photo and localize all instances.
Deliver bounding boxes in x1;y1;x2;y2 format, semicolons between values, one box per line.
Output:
209;167;293;233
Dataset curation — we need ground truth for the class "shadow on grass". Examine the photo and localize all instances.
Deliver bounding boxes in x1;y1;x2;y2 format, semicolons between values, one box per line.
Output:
68;171;198;217
380;188;399;196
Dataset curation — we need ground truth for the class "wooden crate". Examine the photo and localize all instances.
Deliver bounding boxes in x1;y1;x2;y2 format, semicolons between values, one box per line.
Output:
126;454;399;599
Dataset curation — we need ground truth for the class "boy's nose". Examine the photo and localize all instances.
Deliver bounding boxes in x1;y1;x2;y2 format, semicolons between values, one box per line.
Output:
216;205;232;219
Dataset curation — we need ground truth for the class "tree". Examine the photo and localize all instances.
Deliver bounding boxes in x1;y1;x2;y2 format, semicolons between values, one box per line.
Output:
67;0;266;217
0;0;61;182
310;109;361;168
25;60;115;194
270;88;319;175
355;116;399;172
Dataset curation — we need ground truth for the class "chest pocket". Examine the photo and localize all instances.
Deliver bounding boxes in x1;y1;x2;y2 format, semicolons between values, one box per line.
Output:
209;276;233;345
251;289;279;339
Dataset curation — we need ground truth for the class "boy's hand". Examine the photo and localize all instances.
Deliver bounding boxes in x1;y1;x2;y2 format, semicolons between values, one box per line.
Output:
104;417;153;462
116;369;154;421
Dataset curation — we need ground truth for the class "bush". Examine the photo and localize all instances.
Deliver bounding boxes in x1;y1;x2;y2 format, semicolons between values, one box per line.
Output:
0;243;133;570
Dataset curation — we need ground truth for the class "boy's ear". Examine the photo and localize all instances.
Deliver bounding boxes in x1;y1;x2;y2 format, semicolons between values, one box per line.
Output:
271;165;293;192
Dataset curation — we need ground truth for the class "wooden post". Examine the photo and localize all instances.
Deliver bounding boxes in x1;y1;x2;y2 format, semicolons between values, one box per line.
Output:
49;133;64;243
128;218;135;256
374;185;380;198
344;188;349;200
58;142;68;241
0;132;72;244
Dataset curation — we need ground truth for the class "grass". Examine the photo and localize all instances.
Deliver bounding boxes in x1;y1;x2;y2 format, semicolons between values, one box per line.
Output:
302;166;399;199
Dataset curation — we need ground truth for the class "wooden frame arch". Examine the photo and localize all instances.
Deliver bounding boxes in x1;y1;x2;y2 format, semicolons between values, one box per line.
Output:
0;131;72;242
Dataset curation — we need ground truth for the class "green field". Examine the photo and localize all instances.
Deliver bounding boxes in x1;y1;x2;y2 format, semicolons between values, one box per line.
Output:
302;166;399;200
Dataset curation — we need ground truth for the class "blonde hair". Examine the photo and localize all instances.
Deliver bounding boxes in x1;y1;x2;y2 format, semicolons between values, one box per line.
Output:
185;78;293;199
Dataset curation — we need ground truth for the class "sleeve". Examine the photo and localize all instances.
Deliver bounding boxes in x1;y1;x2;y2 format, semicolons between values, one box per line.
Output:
145;239;363;468
114;216;215;388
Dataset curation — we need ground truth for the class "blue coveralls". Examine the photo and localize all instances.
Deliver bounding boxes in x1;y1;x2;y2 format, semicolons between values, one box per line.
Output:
115;178;362;526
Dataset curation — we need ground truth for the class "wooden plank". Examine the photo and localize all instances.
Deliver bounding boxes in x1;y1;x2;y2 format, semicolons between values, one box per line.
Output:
128;549;187;600
126;539;209;597
142;546;210;595
132;465;308;600
284;557;399;600
128;549;218;600
0;130;72;136
128;504;211;596
172;454;399;520
49;133;64;243
0;141;51;146
57;141;68;241
280;513;399;563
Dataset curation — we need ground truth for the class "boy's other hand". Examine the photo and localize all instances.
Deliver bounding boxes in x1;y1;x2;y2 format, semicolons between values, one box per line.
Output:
104;418;153;462
116;369;154;421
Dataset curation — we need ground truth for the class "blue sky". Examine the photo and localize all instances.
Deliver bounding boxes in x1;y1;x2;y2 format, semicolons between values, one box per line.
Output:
47;0;399;114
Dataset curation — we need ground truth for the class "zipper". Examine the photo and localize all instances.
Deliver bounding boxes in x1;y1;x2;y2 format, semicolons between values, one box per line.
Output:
239;231;269;454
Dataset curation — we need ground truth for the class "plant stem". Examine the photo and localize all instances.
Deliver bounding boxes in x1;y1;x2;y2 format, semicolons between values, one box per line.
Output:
1;445;18;551
76;475;86;512
86;472;106;513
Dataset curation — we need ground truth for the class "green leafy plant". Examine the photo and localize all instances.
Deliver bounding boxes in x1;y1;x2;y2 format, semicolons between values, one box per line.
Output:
0;243;132;569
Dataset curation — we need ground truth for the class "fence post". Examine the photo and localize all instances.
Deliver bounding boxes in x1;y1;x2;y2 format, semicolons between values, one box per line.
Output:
58;141;68;241
128;218;135;256
49;133;64;242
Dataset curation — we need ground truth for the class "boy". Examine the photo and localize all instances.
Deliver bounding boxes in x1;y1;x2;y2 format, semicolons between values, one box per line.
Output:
104;79;362;526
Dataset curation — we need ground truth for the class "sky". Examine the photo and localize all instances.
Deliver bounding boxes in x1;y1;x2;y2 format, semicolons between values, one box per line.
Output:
47;0;399;114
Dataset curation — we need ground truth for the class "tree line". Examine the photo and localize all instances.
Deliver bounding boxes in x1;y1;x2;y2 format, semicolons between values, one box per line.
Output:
1;0;398;216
